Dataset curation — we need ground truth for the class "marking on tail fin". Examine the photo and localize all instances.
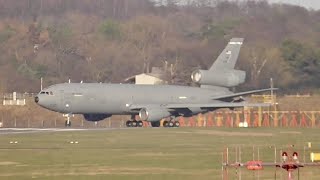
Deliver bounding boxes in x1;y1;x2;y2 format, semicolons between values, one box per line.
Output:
209;38;244;71
225;50;232;63
229;41;243;45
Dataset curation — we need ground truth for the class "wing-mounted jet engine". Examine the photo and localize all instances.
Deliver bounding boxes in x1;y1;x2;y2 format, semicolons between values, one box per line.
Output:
139;107;180;128
191;69;246;87
139;108;171;122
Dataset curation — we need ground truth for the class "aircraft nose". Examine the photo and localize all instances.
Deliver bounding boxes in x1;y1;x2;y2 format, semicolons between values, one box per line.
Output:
35;96;39;103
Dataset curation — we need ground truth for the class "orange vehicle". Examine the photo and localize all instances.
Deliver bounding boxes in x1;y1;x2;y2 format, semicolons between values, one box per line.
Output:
246;161;263;170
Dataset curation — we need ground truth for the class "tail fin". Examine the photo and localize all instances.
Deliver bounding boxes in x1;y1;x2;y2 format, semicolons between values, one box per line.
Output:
209;38;244;71
196;38;245;89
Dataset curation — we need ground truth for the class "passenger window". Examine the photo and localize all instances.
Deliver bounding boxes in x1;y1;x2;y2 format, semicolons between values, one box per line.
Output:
46;92;49;95
40;92;45;94
50;91;53;95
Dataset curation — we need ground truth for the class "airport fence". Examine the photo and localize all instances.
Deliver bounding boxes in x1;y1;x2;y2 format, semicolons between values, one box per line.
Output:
177;110;320;128
1;111;320;128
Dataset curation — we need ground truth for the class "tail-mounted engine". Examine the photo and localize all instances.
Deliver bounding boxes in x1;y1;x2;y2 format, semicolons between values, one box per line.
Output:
191;69;246;87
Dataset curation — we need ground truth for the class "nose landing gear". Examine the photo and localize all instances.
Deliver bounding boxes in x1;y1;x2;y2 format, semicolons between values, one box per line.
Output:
64;114;73;127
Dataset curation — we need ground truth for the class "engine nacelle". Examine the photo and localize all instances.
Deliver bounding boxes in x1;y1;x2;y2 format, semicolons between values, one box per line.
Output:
83;114;112;122
191;69;246;87
139;108;171;122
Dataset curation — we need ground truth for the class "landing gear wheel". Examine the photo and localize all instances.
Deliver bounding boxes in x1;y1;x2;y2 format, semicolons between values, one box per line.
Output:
137;121;143;127
168;121;174;127
132;120;138;127
151;121;160;127
126;120;132;127
163;120;168;127
174;121;180;127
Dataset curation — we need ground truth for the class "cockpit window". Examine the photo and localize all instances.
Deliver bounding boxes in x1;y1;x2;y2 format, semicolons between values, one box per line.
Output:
40;91;54;95
72;93;83;97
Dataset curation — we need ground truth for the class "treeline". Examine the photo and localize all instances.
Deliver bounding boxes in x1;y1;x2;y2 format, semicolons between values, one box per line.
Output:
0;0;319;93
0;0;155;19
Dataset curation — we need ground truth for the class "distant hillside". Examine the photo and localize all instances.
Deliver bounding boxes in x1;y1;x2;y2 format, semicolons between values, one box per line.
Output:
0;0;319;93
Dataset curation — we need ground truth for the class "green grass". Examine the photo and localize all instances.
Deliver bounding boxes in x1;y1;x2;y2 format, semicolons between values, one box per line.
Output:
0;128;320;179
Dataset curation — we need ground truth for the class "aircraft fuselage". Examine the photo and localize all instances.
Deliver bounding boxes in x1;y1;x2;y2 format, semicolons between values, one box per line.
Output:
36;83;231;115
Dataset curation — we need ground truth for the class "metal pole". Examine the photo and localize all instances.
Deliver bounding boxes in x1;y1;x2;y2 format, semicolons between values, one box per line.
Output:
274;146;277;163
303;146;306;163
239;146;241;180
40;77;43;91
270;78;274;101
221;148;228;180
258;147;260;180
227;147;229;165
253;145;255;160
235;146;238;163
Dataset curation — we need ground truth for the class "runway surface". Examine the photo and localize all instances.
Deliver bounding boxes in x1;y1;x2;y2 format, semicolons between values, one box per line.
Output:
0;128;130;135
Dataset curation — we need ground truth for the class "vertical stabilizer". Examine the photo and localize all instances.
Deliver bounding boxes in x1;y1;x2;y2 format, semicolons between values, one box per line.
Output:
209;38;244;71
191;38;245;89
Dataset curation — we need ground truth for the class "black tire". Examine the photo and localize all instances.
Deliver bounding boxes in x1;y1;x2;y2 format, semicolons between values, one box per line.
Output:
174;121;180;127
137;121;143;127
163;120;168;127
132;120;138;127
65;120;71;127
168;121;174;127
151;121;160;127
126;120;132;127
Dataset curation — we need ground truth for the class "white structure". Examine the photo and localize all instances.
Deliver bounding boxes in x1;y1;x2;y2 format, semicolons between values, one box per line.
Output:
135;73;165;85
125;67;168;85
3;92;26;106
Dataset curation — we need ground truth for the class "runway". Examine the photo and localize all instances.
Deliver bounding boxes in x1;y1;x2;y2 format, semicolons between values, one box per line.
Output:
0;128;132;135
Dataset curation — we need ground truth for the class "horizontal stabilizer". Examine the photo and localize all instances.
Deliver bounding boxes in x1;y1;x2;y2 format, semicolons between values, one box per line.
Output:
212;88;278;101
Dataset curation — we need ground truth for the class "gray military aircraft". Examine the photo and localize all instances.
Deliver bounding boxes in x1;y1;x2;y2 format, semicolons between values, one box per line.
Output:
35;38;274;127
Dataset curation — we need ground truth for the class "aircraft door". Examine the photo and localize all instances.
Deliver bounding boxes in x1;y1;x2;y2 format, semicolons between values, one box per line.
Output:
60;90;72;113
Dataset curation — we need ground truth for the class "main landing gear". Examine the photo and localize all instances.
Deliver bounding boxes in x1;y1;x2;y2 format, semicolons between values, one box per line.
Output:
163;119;180;128
125;116;180;128
126;115;143;127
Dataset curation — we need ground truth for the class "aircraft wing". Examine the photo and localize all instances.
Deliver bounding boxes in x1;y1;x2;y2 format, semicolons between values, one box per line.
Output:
165;102;270;109
129;102;270;111
212;88;278;101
